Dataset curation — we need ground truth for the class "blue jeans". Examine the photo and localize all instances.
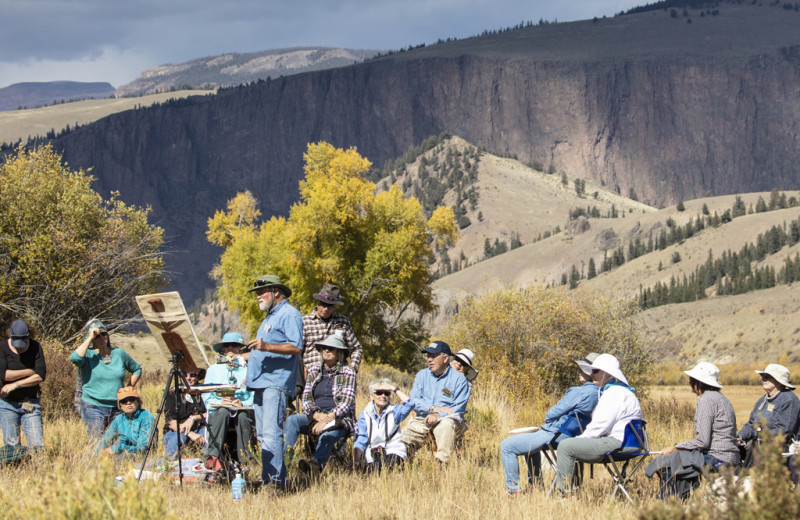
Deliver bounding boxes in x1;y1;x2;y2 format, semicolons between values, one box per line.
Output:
0;398;43;449
163;428;206;459
253;388;288;486
284;413;349;468
80;401;120;440
500;429;556;492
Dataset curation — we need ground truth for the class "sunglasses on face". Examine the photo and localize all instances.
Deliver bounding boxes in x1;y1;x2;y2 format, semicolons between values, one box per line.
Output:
373;390;391;397
318;302;336;309
119;397;137;405
186;373;199;378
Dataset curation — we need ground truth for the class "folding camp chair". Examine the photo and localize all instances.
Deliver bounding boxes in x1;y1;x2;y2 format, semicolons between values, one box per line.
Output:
601;419;650;503
543;412;592;497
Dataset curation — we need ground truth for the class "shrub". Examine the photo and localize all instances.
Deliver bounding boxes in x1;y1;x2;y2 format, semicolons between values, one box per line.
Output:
39;337;76;420
444;286;653;403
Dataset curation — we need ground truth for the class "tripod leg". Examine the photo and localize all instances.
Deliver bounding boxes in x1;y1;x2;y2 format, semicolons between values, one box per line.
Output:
137;365;178;482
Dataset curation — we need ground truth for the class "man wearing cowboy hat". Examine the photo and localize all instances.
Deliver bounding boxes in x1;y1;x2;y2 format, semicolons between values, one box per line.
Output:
245;275;303;488
554;353;643;495
203;332;255;469
301;283;363;374
738;363;800;466
401;341;470;464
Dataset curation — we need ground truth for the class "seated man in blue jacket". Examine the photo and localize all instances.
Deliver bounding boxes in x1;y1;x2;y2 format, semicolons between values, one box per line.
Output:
401;341;470;464
499;353;600;497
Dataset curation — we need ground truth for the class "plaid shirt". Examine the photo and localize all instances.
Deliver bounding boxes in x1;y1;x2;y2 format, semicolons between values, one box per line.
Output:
302;311;363;372
302;363;357;433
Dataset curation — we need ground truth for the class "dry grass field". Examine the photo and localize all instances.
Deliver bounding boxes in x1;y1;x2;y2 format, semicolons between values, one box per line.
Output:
0;90;215;144
0;348;783;519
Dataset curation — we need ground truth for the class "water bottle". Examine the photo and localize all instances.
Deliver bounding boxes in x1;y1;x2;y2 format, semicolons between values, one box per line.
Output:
232;472;246;501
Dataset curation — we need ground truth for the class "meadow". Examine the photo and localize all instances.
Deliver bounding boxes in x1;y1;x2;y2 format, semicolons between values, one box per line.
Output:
0;360;782;520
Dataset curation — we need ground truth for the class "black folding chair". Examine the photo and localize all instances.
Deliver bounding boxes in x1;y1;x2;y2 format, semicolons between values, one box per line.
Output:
601;419;650;502
543;412;592;497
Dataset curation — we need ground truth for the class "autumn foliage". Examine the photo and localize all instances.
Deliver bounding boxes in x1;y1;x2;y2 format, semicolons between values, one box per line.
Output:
208;142;458;370
445;286;654;402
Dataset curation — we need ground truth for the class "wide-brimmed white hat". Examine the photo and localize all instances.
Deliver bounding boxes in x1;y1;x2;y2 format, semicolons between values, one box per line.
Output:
585;353;628;386
684;362;723;389
756;364;795;390
452;349;479;382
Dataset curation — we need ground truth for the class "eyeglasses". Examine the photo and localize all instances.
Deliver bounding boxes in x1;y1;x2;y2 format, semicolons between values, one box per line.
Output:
186;372;199;378
95;332;108;337
119;397;137;405
373;390;391;397
318;302;336;309
320;346;338;352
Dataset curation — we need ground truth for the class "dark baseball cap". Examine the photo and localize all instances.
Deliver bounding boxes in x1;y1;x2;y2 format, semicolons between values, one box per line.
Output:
422;340;452;356
9;320;30;349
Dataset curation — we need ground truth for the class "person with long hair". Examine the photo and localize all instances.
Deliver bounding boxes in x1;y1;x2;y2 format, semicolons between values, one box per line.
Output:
70;319;142;439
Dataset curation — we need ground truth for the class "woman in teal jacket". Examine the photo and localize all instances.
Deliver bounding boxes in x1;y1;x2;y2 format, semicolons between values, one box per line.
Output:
98;386;154;455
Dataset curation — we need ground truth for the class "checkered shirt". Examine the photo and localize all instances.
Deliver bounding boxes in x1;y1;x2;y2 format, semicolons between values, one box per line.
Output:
302;363;357;433
302;311;363;372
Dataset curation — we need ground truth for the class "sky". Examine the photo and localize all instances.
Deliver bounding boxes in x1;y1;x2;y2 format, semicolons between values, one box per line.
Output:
1;0;644;89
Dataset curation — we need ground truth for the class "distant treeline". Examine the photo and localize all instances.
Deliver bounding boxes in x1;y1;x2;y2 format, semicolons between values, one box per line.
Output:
558;190;800;292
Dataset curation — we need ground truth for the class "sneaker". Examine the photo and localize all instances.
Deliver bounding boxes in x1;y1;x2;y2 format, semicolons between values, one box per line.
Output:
505;489;524;498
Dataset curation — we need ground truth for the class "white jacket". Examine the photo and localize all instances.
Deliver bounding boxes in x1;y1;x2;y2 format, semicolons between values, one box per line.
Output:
578;384;642;442
361;402;407;463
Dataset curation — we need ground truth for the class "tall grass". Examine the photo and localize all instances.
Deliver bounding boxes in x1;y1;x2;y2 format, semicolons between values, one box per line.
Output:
0;363;796;519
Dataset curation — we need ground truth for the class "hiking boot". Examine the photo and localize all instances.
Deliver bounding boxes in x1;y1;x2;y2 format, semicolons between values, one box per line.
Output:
298;459;322;480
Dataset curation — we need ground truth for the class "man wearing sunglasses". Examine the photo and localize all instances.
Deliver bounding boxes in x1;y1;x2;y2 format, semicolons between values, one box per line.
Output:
245;275;303;489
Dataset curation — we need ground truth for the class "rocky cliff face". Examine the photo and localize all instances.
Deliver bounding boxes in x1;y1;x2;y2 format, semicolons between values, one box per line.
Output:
44;5;800;301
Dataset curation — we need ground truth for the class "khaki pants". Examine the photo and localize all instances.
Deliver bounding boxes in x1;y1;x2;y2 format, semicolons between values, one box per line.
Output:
401;416;464;463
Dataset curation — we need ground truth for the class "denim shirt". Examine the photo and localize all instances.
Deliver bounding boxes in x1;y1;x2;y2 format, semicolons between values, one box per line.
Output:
541;382;599;433
410;366;470;418
246;299;303;394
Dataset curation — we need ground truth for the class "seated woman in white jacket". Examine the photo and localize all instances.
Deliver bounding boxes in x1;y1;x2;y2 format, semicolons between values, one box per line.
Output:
353;378;414;472
554;353;643;495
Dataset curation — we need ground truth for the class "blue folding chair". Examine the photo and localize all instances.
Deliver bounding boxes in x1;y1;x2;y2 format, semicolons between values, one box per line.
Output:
601;419;650;502
543;412;592;497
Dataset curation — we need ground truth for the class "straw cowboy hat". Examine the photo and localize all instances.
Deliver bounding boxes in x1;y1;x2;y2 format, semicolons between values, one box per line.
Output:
579;353;629;386
755;364;795;390
684;362;723;389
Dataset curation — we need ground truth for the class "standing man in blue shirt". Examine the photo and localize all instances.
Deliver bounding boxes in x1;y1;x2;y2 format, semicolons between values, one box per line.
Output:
401;341;470;464
245;275;303;488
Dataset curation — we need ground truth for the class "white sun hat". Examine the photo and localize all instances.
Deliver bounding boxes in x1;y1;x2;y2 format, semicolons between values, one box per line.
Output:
684;362;723;389
755;364;795;390
587;353;628;386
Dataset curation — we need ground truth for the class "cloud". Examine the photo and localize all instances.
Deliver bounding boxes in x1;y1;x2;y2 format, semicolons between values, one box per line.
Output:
0;47;156;88
1;0;643;87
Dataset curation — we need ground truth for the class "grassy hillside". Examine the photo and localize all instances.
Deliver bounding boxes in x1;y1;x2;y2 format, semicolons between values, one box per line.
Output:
0;90;215;145
417;143;800;364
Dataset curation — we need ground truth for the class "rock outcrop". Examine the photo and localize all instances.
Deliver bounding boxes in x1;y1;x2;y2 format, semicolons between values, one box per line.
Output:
39;5;800;300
